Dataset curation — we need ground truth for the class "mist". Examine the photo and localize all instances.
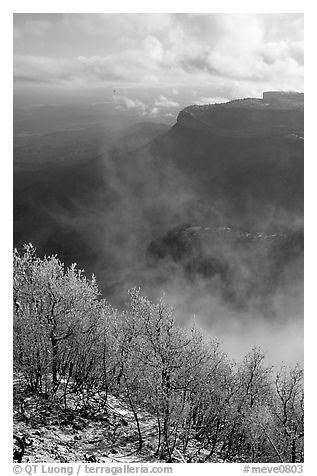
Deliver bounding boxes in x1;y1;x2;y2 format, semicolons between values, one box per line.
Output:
13;21;303;366
25;108;302;366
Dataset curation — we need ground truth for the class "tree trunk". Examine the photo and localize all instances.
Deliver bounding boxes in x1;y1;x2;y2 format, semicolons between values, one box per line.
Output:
159;367;172;461
126;391;143;452
155;413;162;457
291;439;296;463
204;418;221;462
50;329;58;390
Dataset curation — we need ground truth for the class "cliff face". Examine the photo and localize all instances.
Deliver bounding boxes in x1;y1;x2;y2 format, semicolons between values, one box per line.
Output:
176;92;303;138
142;91;304;232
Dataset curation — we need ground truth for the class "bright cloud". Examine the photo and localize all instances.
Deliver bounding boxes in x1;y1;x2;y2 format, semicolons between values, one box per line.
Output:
112;92;180;118
196;96;230;105
113;94;147;114
154;95;180;108
13;13;304;101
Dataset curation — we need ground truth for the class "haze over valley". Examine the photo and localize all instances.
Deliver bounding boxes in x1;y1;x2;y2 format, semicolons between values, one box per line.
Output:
14;90;304;364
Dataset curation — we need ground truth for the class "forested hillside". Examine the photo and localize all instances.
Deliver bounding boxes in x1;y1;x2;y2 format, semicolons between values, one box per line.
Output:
13;245;304;463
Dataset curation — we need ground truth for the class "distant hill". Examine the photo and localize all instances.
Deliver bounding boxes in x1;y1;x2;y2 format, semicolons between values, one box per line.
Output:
13;119;171;288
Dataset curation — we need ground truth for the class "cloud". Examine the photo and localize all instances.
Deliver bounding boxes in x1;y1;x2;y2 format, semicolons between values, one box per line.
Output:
14;53;147;86
196;96;229;105
14;17;53;40
111;92;180;118
113;94;147;114
14;55;72;84
154;95;180;108
144;36;164;61
149;107;160;117
14;13;304;98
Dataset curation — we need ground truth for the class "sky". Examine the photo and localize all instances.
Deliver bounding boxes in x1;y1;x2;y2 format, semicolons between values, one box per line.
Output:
13;13;304;115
